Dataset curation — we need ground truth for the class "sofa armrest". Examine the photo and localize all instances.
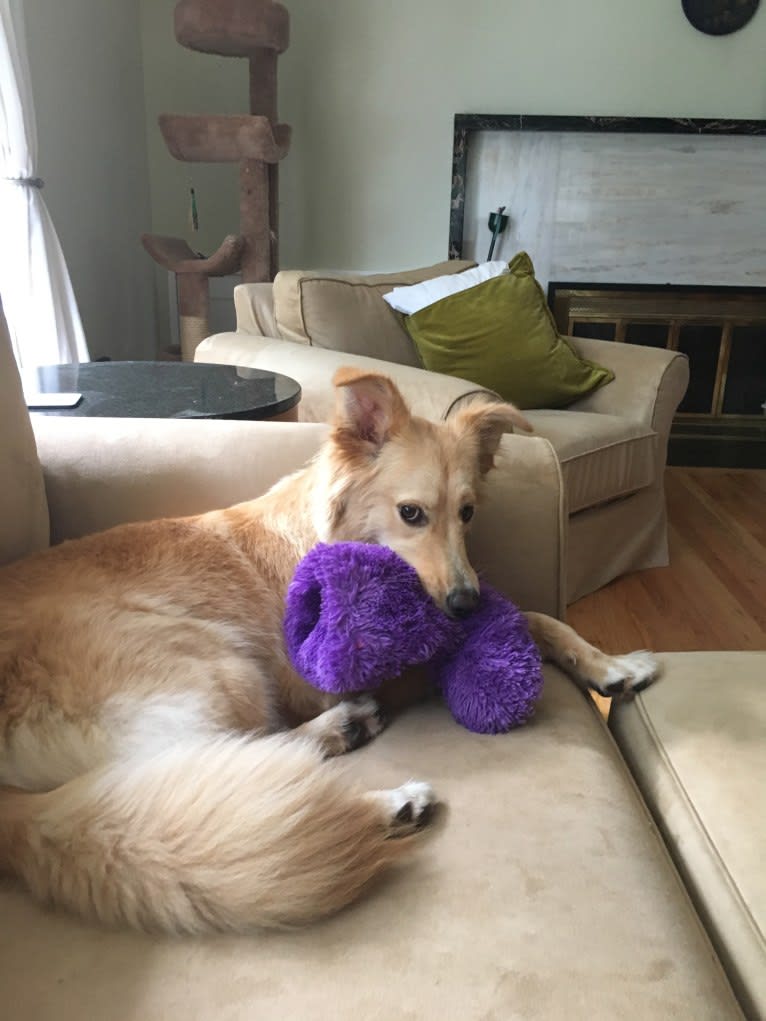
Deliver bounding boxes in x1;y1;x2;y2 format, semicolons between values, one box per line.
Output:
196;332;498;425
234;283;279;338
32;416;328;543
470;433;566;619
567;336;690;437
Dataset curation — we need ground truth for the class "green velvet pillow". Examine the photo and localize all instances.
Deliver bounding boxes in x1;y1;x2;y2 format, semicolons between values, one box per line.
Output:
404;251;614;409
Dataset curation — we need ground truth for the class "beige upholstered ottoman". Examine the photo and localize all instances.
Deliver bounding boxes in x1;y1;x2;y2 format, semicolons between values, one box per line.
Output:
611;652;765;1021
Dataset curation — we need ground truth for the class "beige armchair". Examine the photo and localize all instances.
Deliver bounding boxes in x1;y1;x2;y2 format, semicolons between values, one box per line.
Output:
196;263;689;603
0;301;564;624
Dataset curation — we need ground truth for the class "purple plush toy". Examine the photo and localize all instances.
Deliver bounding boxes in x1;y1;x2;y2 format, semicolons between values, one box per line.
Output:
284;543;543;734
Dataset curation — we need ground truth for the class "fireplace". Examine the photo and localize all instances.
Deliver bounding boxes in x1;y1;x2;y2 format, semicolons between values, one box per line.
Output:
449;114;766;467
548;283;766;467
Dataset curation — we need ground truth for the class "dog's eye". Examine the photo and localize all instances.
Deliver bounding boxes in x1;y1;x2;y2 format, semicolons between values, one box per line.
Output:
399;504;425;526
460;505;474;524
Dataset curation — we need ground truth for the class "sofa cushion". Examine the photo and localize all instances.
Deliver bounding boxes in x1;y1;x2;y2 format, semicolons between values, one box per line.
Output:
0;666;743;1020
0;301;49;564
31;418;331;544
272;260;475;365
526;409;657;514
402;252;614;409
610;652;765;1021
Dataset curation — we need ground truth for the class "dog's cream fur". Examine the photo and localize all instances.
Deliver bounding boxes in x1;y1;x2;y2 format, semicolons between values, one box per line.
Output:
0;369;657;933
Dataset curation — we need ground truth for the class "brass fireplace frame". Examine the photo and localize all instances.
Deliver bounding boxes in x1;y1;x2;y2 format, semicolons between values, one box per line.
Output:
549;285;766;418
548;284;766;467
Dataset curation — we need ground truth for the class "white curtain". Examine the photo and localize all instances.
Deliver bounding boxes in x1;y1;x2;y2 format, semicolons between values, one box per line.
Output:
0;0;89;369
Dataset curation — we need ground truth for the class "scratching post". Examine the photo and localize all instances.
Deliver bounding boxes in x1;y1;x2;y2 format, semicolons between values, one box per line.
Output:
142;0;291;360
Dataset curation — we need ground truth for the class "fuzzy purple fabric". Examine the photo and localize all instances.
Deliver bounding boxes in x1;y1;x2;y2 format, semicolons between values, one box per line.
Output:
284;542;543;732
284;543;459;693
438;585;543;734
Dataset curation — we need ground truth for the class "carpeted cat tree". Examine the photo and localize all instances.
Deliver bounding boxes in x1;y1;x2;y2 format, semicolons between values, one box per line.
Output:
142;0;291;360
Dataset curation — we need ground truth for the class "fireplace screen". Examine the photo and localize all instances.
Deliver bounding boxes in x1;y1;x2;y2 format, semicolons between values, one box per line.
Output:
548;283;766;466
449;113;766;466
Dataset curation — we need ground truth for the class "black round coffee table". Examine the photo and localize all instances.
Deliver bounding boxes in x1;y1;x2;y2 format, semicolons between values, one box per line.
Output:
25;361;301;421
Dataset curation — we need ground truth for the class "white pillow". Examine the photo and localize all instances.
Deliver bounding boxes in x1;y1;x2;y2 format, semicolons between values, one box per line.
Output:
383;261;509;316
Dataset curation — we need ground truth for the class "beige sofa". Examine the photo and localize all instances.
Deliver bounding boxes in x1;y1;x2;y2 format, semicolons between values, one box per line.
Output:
195;261;690;604
2;304;762;1019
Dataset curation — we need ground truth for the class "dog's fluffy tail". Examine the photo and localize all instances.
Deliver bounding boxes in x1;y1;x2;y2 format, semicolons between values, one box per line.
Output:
0;734;427;933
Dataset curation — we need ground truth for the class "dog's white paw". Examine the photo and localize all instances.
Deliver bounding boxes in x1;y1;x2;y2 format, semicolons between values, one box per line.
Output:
381;781;438;836
597;650;661;697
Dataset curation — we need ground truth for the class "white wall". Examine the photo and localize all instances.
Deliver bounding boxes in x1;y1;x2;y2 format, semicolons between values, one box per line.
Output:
37;1;760;355
25;0;156;361
140;0;766;292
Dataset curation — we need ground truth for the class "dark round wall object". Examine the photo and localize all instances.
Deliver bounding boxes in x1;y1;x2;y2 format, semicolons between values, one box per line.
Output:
682;0;761;35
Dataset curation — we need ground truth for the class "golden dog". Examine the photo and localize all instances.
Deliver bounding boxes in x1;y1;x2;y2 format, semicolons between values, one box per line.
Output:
0;369;657;933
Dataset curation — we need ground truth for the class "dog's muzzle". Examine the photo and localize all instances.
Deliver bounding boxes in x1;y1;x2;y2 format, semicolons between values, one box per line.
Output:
446;586;480;619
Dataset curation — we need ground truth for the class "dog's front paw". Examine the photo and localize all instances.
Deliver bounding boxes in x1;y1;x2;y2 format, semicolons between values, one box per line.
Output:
300;695;386;758
340;694;387;751
593;650;661;697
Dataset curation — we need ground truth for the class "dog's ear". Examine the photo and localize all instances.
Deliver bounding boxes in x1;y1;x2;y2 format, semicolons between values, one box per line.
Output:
332;368;410;450
451;400;533;474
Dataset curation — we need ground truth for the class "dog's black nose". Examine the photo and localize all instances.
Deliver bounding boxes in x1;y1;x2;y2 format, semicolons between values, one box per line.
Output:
446;586;480;618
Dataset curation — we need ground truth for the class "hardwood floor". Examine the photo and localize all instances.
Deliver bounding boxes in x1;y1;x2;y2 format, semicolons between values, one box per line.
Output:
567;468;766;654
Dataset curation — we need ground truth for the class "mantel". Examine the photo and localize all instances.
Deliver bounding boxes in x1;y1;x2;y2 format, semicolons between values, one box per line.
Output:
449;114;766;291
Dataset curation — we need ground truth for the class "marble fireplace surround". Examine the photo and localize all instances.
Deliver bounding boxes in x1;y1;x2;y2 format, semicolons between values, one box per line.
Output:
449;115;766;467
449;114;766;290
